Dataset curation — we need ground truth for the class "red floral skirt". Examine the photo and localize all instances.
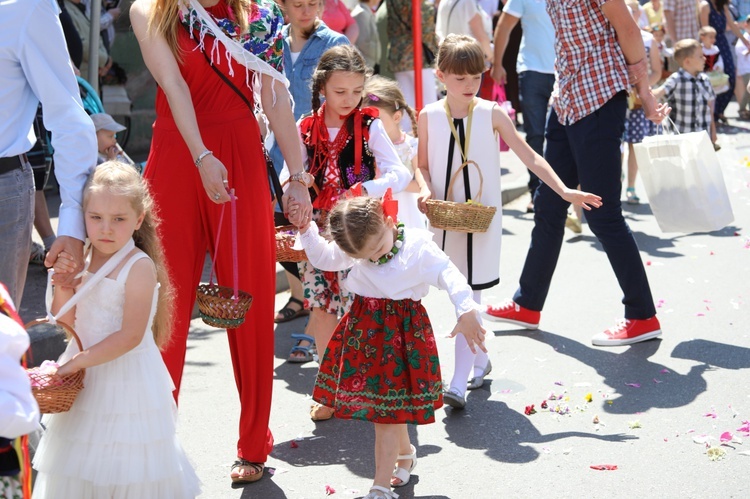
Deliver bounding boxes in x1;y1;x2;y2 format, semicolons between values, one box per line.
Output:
313;295;443;424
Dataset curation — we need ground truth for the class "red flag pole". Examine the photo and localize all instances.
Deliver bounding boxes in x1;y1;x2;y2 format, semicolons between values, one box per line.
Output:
412;0;423;111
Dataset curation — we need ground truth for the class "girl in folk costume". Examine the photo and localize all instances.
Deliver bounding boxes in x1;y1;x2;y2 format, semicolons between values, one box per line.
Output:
32;162;200;498
363;75;429;229
282;45;411;414
287;195;486;499
418;35;601;409
130;0;313;483
0;285;40;499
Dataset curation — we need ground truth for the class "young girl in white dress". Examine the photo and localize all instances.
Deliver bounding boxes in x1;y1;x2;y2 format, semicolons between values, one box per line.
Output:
363;75;428;229
418;35;602;408
286;193;486;499
32;161;200;498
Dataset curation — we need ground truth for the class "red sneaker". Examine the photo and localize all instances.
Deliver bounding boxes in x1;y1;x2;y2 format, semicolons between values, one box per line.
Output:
591;316;662;346
483;300;540;329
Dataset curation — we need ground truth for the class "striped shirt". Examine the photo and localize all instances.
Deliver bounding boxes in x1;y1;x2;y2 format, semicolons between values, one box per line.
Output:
547;0;629;125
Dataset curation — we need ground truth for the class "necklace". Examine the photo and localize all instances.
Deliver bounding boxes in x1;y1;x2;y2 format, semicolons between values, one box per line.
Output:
370;223;405;265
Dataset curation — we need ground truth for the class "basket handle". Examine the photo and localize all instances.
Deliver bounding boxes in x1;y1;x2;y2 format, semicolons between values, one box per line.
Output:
24;318;84;366
207;190;240;303
446;160;484;204
45;238;136;324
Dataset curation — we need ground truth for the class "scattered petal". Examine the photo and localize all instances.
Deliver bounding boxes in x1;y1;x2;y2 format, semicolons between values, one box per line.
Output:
660;369;669;374
325;484;336;495
629;420;642;429
515;429;520;435
719;432;733;443
585;393;593;403
525;405;536;416
590;464;618;471
500;389;513;394
704;409;718;419
541;400;548;409
542;446;552;454
707;447;726;461
693;434;713;445
625;383;641;388
736;420;750;435
548;392;558;401
554;381;564;386
607;400;614;405
646;261;652;266
593;415;600;424
696;313;705;317
653;378;663;384
290;440;299;449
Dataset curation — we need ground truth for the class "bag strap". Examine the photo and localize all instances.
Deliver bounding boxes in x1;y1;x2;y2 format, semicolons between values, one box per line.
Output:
207;190;241;302
198;48;287;212
46;239;136;323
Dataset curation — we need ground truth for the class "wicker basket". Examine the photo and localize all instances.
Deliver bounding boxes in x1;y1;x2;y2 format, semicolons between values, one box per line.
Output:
196;284;253;329
275;225;306;263
425;160;497;233
25;319;85;414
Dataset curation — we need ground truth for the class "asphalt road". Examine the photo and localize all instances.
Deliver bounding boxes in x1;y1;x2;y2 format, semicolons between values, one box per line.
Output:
175;124;750;498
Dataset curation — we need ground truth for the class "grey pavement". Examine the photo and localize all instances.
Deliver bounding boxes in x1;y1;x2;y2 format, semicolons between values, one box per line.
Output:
18;105;750;498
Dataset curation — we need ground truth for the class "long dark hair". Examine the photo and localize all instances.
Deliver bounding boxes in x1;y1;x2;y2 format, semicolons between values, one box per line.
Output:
311;45;369;114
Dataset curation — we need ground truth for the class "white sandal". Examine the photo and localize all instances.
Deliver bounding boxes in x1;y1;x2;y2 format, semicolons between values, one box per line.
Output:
364;485;399;498
390;444;417;487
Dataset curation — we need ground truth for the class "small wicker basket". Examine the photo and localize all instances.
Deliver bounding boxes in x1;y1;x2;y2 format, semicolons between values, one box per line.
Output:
25;319;85;414
196;284;253;329
275;225;306;263
426;160;497;233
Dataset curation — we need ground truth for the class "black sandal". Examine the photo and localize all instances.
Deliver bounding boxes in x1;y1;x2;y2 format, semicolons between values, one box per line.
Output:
274;297;309;324
230;458;264;483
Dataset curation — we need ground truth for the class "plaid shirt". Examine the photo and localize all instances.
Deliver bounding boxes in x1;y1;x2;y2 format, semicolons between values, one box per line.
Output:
663;0;700;42
661;68;715;133
547;0;629;125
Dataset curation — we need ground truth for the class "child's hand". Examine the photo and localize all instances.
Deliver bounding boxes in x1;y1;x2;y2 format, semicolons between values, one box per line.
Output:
287;197;310;231
105;145;118;161
55;354;83;377
449;310;487;354
52;251;79;275
417;185;433;213
561;188;603;211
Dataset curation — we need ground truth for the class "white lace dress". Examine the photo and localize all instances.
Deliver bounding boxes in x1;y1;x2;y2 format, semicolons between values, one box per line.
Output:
32;253;200;499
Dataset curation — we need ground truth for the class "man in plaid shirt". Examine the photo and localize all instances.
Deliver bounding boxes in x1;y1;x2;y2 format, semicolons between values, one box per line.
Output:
486;0;671;347
654;39;717;143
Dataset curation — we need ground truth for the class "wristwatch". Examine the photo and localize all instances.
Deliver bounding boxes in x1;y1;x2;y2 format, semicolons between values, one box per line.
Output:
289;171;315;188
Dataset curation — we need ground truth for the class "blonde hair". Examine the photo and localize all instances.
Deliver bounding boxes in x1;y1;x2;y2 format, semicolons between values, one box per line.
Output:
83;161;174;349
147;0;251;62
437;34;486;75
278;0;322;39
363;75;418;137
311;45;370;114
699;26;717;37
673;38;701;65
327;197;388;256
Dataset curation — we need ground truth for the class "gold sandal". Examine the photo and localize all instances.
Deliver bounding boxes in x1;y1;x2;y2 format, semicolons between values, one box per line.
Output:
230;458;264;483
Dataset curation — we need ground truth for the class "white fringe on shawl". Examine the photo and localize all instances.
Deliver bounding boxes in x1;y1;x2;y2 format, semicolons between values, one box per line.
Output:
181;0;292;115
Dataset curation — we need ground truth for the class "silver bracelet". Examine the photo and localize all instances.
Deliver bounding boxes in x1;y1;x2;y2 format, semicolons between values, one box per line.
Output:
194;150;213;168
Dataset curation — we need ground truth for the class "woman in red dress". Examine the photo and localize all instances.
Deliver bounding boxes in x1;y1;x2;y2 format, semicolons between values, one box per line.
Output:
130;0;313;484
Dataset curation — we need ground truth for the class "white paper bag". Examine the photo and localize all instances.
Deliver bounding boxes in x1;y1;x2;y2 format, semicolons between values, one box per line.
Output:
633;130;734;233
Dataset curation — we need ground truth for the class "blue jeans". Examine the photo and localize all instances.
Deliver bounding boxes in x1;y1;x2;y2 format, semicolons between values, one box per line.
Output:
513;92;656;320
0;160;34;304
519;71;555;194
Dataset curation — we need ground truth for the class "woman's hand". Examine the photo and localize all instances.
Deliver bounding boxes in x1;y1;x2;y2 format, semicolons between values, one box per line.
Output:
449;310;487;355
417;184;433;213
286;197;310;232
283;181;312;217
560;188;603;211
197;154;231;204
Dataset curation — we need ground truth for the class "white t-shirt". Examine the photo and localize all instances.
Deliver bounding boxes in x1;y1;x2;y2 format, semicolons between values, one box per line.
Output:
735;34;750;76
436;0;492;43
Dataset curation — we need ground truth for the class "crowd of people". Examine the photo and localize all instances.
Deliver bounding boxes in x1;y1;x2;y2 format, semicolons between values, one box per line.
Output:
0;0;747;498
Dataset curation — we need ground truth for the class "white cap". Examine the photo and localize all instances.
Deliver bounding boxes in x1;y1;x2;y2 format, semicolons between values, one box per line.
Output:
90;113;126;133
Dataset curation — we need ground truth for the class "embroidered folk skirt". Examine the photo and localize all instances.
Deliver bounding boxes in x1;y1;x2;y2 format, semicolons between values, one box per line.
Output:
313;295;443;424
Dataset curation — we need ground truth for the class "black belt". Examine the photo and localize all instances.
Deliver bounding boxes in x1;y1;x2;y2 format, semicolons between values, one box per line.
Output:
0;154;28;175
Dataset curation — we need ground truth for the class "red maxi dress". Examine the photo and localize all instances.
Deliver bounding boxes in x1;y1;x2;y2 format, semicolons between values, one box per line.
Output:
143;1;276;463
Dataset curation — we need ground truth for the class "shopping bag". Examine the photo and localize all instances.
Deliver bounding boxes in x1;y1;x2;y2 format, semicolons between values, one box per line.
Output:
633;129;734;233
478;75;515;152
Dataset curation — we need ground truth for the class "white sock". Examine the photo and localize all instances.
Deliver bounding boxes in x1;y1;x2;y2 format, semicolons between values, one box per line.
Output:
448;290;490;395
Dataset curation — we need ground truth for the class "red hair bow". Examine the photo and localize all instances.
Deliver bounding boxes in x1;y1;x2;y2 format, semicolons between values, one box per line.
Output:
382;188;398;223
